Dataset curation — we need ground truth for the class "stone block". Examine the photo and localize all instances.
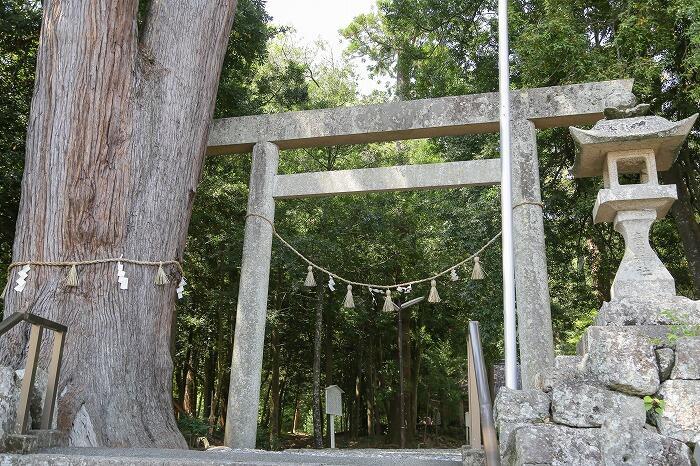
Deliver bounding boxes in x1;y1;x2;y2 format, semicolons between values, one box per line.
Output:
497;422;531;459
595;296;700;326
537;355;585;392
505;424;601;466
656;348;675;381
14;368;49;430
461;446;486;466
0;367;20;451
4;430;68;454
671;337;700;380
600;417;691;466
493;388;550;426
577;325;687;355
582;327;660;395
551;382;645;428
657;379;700;444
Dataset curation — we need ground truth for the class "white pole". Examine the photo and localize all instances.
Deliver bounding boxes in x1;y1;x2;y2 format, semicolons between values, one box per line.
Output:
330;414;336;448
498;0;518;389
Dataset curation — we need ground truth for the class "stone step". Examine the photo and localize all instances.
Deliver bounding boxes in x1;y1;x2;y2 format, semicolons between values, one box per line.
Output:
0;447;465;465
4;429;67;454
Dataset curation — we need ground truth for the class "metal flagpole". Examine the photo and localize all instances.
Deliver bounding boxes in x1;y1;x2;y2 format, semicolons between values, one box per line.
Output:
498;0;518;389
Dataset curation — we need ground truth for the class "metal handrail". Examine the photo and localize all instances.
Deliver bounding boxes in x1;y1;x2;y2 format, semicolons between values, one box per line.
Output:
0;312;66;434
467;320;501;466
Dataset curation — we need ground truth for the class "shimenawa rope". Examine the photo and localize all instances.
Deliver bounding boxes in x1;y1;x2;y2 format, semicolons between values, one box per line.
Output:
244;213;500;290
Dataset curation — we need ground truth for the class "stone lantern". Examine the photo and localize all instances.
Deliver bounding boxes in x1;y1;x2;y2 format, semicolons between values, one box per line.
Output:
570;114;697;300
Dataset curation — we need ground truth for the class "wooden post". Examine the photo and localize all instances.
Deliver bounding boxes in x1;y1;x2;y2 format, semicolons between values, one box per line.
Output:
17;324;43;434
329;414;336;448
41;330;65;430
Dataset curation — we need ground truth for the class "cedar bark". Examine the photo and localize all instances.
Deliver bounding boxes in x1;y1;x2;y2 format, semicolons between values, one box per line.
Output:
0;0;238;447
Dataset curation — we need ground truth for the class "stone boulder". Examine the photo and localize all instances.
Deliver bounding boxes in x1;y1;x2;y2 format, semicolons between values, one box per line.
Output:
600;417;691;466
594;296;700;326
537;355;585;392
656;379;700;444
655;348;675;381
494;388;551;426
0;367;49;452
581;327;660;395
505;424;601;466
494;388;550;457
551;382;645;428
0;367;20;451
671;337;700;380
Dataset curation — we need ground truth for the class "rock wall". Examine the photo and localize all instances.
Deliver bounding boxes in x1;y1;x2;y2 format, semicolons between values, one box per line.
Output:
495;299;700;465
0;367;48;452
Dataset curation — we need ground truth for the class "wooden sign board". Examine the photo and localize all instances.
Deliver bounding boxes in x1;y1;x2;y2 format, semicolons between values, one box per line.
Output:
325;385;344;416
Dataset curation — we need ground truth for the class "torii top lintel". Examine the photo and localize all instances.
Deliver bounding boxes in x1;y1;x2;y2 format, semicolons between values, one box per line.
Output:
206;79;635;156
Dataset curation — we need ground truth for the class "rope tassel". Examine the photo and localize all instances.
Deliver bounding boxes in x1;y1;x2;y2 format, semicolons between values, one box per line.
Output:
343;285;355;309
304;266;316;287
155;262;169;285
65;264;78;287
471;256;484;280
428;279;441;303
381;290;394;313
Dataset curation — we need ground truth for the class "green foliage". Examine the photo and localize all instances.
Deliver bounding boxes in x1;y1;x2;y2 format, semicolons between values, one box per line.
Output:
176;415;216;448
0;0;41;286
643;395;665;415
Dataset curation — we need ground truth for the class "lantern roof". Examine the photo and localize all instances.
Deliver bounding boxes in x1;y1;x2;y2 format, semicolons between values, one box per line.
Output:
570;114;697;178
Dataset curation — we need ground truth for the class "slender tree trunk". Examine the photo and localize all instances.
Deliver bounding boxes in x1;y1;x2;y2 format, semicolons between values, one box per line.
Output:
351;368;360;440
0;0;238;447
292;393;301;434
411;335;421;440
366;333;378;437
663;163;700;298
203;347;215;423
312;285;324;448
269;326;281;450
324;304;333;445
183;350;197;416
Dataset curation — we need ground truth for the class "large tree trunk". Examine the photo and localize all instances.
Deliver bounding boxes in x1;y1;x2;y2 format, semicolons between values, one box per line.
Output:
0;0;238;447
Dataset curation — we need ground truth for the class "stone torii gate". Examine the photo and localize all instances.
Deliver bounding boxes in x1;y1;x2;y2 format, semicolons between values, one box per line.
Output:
206;79;636;449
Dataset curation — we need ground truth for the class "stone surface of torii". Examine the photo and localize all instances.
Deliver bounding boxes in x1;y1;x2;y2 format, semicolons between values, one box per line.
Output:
209;79;637;449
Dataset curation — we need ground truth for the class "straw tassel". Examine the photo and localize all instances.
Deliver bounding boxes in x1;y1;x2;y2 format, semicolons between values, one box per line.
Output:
304;266;316;287
343;284;355;309
65;263;78;287
428;279;441;303
155;262;169;285
381;290;394;313
471;256;484;280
